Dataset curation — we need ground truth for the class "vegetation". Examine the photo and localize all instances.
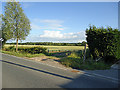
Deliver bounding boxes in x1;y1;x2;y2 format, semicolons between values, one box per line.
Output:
2;0;31;51
4;46;47;54
4;44;85;52
2;44;113;70
2;50;45;58
1;14;10;47
60;50;112;70
0;0;118;70
86;25;120;63
6;41;87;46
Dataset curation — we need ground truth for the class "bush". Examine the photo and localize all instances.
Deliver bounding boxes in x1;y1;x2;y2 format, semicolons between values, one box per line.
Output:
86;25;120;63
86;49;92;59
5;46;15;51
60;56;111;70
18;47;47;54
104;56;117;64
60;57;83;68
60;50;111;70
4;46;47;54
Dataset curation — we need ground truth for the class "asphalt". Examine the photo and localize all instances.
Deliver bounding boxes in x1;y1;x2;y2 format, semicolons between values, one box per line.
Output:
1;53;119;88
84;69;119;81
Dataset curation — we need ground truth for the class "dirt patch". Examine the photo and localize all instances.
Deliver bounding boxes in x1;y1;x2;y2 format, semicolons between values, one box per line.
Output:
71;70;80;73
24;56;73;70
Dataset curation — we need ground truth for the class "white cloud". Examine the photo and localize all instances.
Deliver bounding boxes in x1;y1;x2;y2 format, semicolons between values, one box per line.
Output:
39;30;86;42
31;19;65;31
24;30;86;43
28;18;86;43
40;19;63;24
40;30;63;38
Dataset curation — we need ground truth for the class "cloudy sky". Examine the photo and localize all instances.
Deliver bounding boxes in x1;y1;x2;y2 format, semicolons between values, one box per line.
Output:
2;2;118;43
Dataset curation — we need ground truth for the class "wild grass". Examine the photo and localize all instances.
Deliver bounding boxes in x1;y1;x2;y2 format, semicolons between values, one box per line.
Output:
1;50;45;58
60;51;111;70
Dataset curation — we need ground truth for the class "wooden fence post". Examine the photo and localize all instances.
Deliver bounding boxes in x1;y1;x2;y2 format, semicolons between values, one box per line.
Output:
83;44;87;63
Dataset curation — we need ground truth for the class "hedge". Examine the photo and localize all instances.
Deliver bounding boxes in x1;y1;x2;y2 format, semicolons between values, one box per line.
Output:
5;46;47;54
86;25;120;63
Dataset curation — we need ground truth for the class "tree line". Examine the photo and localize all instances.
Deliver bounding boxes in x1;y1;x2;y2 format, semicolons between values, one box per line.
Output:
6;41;87;46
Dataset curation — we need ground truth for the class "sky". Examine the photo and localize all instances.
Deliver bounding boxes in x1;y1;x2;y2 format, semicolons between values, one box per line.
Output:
2;1;118;43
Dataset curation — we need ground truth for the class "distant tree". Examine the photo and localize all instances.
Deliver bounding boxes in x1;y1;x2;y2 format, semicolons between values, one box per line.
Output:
2;0;31;51
81;41;87;46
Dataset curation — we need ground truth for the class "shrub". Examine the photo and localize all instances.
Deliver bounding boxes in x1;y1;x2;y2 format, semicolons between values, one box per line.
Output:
60;57;83;68
6;46;15;51
60;56;110;70
18;47;47;54
104;56;117;64
68;52;80;58
86;25;120;63
60;50;111;70
69;49;92;60
86;49;92;59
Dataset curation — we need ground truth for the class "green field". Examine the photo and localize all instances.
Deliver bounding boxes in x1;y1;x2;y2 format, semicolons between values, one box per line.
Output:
4;44;85;51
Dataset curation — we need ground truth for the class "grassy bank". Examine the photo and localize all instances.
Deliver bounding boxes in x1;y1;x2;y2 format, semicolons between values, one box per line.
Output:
1;50;45;58
60;51;112;70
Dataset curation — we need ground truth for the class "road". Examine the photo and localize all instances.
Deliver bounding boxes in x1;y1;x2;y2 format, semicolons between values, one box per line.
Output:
1;53;118;88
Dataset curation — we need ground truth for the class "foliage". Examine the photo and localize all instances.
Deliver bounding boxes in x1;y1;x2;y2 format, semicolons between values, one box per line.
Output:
4;46;47;54
81;41;87;46
6;42;86;46
86;25;120;63
116;31;120;60
60;51;111;70
18;47;47;54
2;0;31;51
0;15;8;47
7;46;15;51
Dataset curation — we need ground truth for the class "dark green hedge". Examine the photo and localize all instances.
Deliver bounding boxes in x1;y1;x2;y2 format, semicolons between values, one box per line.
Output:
86;25;120;63
6;46;47;54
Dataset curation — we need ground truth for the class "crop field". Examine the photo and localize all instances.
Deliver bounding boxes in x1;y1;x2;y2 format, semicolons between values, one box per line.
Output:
4;44;85;52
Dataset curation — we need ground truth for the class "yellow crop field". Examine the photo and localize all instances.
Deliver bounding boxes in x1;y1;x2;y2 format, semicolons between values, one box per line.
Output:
4;44;86;51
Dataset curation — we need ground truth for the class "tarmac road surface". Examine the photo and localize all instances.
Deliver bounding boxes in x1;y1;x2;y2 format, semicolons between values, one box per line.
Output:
1;53;118;88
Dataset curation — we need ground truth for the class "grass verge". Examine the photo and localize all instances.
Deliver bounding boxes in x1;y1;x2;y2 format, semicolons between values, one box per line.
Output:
1;50;59;60
60;52;112;70
1;50;45;58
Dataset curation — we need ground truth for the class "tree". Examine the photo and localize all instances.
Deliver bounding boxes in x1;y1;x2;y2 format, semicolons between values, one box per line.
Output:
2;0;31;51
0;14;10;48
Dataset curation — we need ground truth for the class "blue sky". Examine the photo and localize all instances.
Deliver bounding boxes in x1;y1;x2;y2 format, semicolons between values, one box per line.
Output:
2;2;118;43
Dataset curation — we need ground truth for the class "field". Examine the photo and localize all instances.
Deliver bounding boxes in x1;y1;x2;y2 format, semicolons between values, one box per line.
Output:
4;44;85;52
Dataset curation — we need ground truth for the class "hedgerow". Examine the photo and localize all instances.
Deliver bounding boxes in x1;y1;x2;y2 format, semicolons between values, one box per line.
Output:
86;25;120;63
5;46;47;54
